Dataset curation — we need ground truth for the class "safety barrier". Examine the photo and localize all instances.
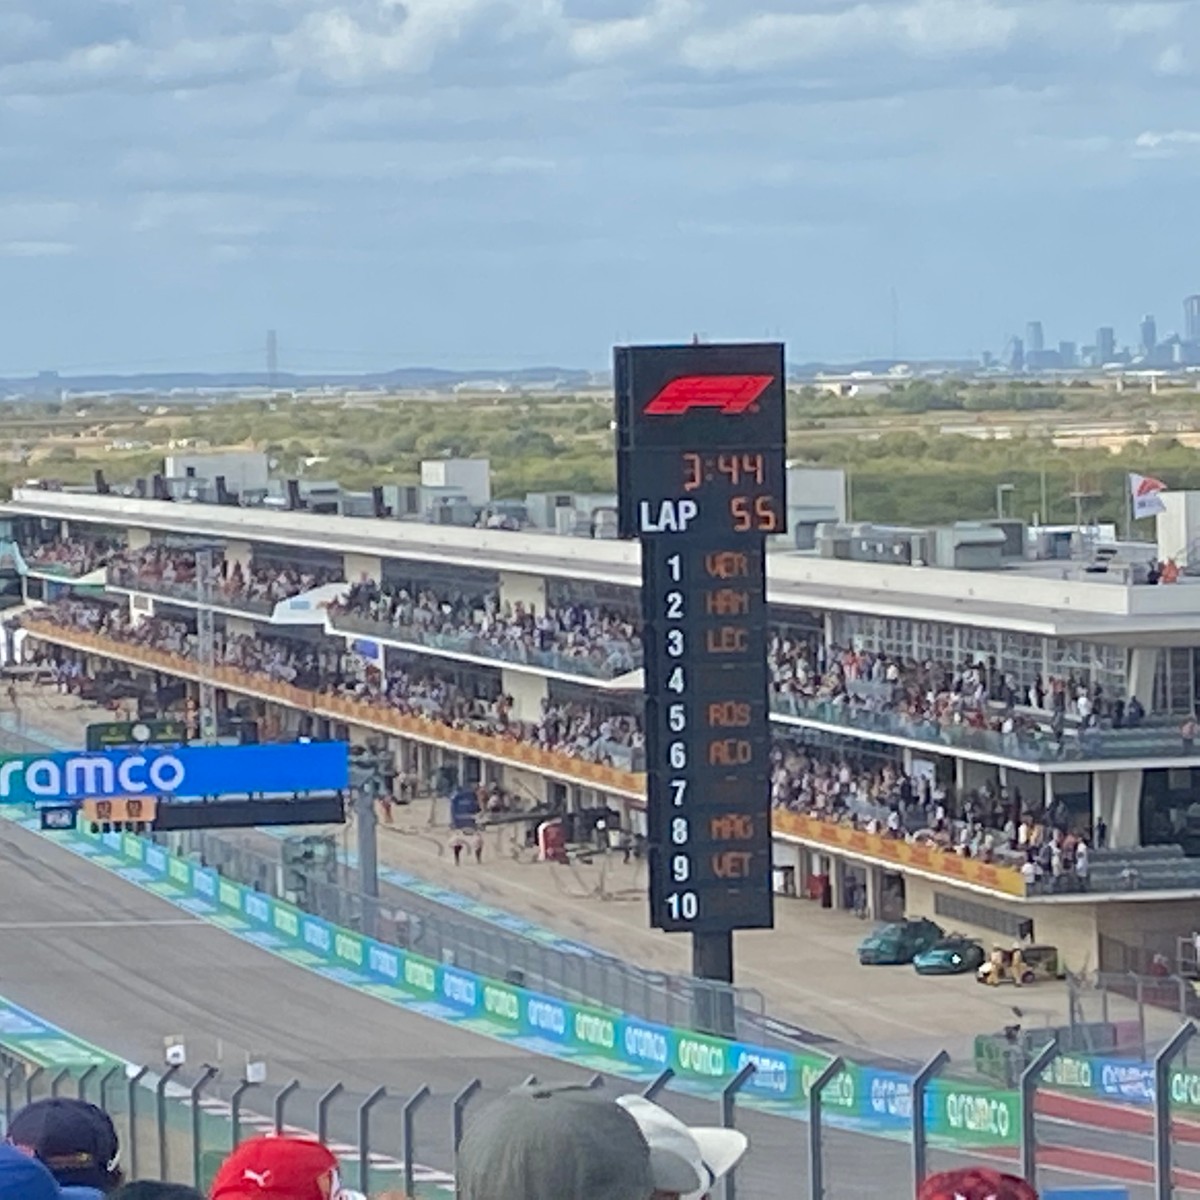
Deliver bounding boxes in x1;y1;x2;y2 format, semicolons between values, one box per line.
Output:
59;815;1023;1149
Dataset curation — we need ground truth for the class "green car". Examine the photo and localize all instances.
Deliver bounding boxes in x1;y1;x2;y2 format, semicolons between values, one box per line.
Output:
913;936;987;976
857;918;944;965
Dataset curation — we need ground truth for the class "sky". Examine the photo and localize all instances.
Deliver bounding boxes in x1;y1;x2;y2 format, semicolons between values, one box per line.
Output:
3;0;1200;374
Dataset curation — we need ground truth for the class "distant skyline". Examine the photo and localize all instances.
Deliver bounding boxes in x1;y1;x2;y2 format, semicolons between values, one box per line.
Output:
4;1;1200;375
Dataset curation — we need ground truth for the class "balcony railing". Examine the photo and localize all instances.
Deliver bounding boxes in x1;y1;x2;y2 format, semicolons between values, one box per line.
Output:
106;565;276;616
328;610;642;680
771;808;1029;897
770;693;1200;764
21;620;646;797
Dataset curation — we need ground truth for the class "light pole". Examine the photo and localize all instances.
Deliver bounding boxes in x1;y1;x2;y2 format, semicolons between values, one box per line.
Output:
996;482;1016;521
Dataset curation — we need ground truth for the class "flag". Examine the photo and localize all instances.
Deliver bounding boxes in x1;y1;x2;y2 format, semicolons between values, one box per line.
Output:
1129;472;1167;519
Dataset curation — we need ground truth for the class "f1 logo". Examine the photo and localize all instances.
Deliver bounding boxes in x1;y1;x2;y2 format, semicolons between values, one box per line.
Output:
643;374;774;416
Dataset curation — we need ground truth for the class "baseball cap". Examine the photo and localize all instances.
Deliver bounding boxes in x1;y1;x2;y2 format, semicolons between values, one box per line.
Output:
918;1168;1039;1200
210;1137;365;1200
458;1083;673;1200
7;1096;121;1190
617;1095;749;1200
0;1142;63;1200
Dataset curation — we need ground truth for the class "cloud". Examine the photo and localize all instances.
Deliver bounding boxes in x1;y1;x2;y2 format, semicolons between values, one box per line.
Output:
1;0;1199;373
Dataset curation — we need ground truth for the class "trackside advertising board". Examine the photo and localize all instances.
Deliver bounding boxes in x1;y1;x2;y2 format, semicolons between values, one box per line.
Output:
0;742;348;804
53;819;1031;1145
36;815;1200;1147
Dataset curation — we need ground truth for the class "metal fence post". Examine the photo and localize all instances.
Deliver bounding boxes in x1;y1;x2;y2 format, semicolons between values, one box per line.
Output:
1155;1021;1197;1200
316;1082;344;1145
25;1066;44;1105
156;1064;183;1180
76;1066;98;1103
809;1057;845;1200
642;1069;675;1100
3;1066;18;1128
230;1079;258;1149
189;1065;219;1188
274;1079;301;1133
721;1063;756;1200
451;1079;482;1168
356;1086;387;1196
97;1067;121;1117
1021;1039;1058;1188
911;1050;950;1193
402;1084;432;1199
126;1066;150;1181
50;1068;72;1098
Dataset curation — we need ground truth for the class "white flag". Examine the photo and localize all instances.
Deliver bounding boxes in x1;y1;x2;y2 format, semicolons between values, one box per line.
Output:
1129;472;1167;519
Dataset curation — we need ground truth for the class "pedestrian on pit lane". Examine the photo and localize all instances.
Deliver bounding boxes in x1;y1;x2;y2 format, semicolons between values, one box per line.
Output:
0;1142;63;1200
209;1135;366;1200
7;1097;123;1197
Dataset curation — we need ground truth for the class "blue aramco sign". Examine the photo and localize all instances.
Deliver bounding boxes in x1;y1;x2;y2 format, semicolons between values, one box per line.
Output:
0;742;349;804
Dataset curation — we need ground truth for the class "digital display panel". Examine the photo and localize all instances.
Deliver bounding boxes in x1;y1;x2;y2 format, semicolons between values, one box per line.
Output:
615;343;786;934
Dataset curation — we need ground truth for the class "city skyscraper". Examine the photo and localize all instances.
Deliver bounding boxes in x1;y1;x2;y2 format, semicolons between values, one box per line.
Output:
1026;321;1045;355
1096;326;1116;363
1186;296;1200;345
1058;341;1077;368
1005;334;1025;372
1140;314;1157;356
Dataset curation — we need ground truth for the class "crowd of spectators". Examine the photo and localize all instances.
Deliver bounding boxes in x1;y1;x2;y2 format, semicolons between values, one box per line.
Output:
770;742;1096;892
767;635;1155;752
24;537;121;576
108;548;341;609
329;578;641;676
0;1084;767;1200
26;601;645;770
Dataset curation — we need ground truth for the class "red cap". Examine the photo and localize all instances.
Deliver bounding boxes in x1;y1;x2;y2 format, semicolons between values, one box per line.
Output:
918;1168;1038;1200
210;1137;347;1200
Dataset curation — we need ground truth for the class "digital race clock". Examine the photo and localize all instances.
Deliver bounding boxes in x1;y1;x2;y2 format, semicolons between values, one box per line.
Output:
615;342;787;937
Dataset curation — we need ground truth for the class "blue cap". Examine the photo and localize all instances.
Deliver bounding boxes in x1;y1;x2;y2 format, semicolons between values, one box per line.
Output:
0;1143;61;1200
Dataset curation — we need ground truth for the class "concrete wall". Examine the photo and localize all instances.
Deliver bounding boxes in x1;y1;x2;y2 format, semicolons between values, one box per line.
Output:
500;570;547;614
343;552;382;584
225;539;252;572
501;668;548;723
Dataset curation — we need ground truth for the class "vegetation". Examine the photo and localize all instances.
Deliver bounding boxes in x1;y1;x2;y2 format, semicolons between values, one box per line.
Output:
3;379;1200;528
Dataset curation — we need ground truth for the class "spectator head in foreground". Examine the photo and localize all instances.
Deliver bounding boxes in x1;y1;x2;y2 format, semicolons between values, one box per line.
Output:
918;1168;1038;1200
7;1097;122;1196
458;1083;665;1200
616;1095;749;1200
110;1186;204;1200
0;1141;63;1200
210;1136;365;1200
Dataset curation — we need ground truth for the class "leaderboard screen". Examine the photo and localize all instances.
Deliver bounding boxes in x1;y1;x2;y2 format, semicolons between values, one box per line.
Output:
615;343;786;934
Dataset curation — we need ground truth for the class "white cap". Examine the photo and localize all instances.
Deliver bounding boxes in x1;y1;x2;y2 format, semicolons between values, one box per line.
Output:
616;1095;749;1200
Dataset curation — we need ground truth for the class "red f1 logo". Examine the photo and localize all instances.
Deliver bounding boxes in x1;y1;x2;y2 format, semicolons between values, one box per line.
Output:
643;374;774;416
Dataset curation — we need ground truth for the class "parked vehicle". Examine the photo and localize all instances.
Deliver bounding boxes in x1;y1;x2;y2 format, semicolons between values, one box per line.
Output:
976;944;1061;986
913;935;987;976
858;918;944;965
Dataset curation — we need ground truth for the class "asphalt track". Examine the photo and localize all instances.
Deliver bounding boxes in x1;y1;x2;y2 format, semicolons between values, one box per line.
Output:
3;824;1196;1199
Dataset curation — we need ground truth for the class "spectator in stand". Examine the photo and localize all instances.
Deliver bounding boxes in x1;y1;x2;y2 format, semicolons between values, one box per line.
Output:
7;1097;123;1197
0;1143;62;1200
329;579;641;677
459;1083;661;1200
25;536;121;577
210;1136;364;1200
918;1169;1037;1200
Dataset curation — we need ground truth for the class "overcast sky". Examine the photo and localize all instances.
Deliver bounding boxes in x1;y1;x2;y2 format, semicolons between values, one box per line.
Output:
3;0;1200;374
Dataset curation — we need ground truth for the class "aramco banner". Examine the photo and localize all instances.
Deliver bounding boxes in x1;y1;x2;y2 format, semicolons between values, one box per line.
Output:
0;742;348;804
